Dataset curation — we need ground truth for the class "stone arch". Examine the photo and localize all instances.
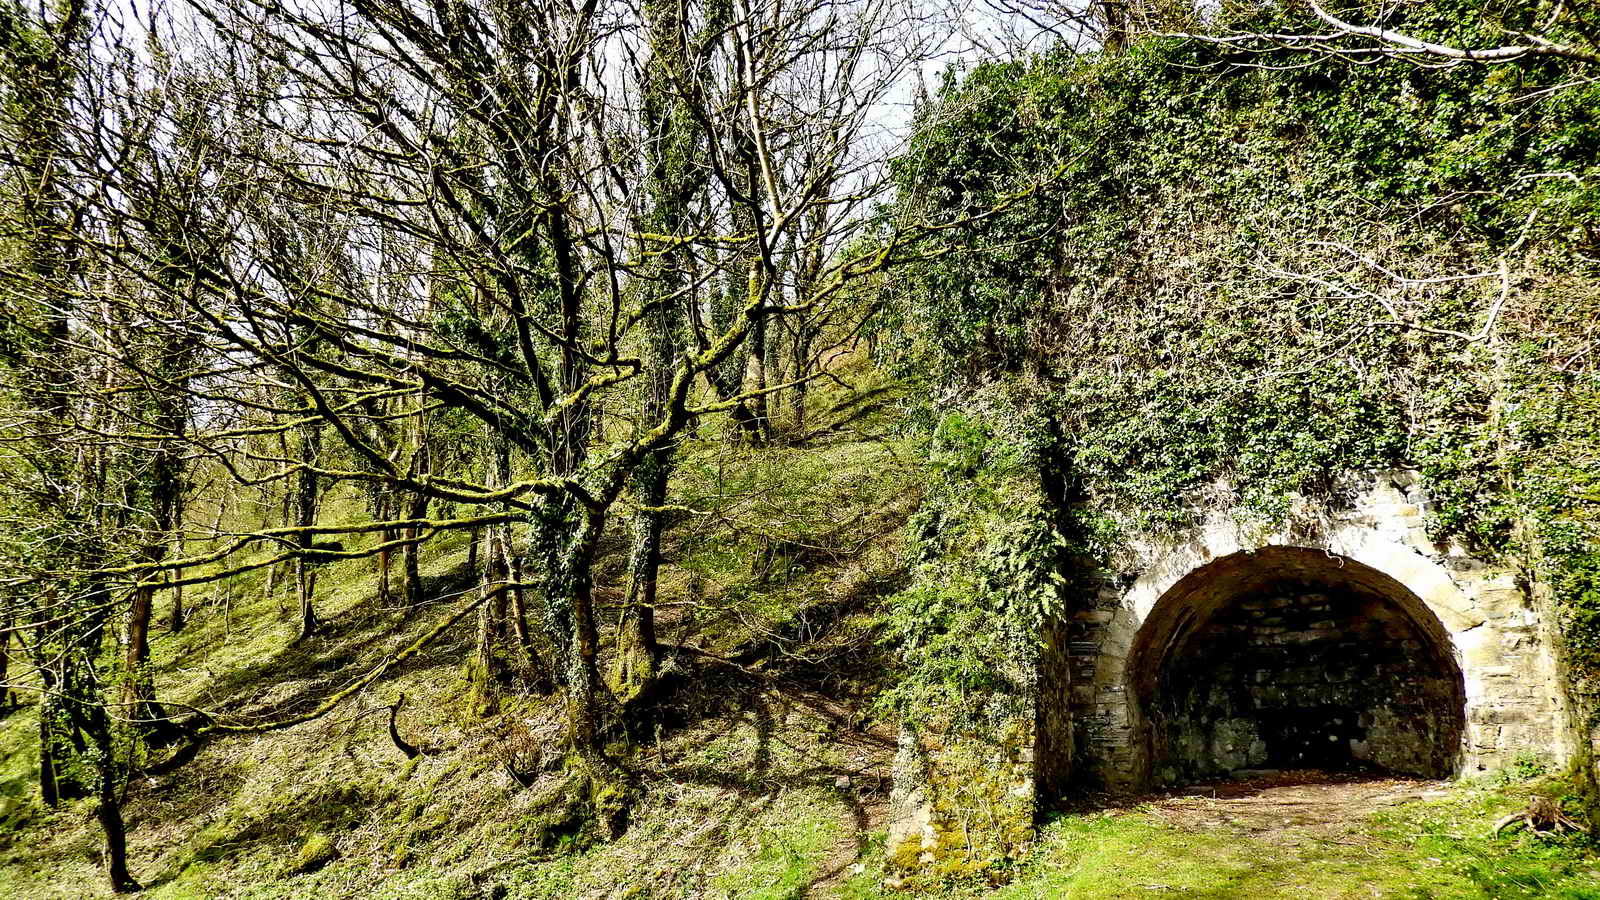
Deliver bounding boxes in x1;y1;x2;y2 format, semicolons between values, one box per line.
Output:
1122;545;1467;785
892;475;1572;874
1062;481;1568;792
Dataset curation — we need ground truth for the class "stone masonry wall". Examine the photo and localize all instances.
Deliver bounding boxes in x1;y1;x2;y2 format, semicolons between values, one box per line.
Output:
1053;471;1571;792
1153;584;1463;783
889;470;1575;881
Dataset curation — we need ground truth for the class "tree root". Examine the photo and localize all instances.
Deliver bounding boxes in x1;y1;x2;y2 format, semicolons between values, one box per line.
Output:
1493;796;1590;836
387;694;422;759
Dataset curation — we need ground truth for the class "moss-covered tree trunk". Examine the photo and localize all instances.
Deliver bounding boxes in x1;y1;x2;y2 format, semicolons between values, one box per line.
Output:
401;430;432;609
85;672;138;893
402;490;430;608
373;491;393;606
293;422;322;640
618;453;667;696
37;671;60;808
785;204;826;437
472;437;516;712
556;510;617;796
616;0;707;699
125;395;182;729
0;617;11;710
123;583;162;721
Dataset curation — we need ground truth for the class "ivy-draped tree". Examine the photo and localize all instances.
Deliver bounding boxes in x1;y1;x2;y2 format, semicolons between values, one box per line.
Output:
0;0;141;889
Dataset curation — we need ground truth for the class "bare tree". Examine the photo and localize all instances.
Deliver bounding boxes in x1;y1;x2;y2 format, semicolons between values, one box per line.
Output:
1157;1;1599;70
0;0;1050;885
34;0;945;765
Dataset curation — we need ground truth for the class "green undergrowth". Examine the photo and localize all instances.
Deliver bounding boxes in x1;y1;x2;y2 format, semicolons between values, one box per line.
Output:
667;364;922;656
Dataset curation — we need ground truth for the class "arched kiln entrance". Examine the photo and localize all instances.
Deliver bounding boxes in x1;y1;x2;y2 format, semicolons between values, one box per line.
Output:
1126;546;1466;785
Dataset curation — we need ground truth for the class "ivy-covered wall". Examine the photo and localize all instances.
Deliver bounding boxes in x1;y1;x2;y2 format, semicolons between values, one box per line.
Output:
878;383;1072;879
881;0;1600;878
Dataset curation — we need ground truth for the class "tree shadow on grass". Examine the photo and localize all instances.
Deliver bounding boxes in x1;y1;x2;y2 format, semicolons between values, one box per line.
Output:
91;558;484;891
136;776;380;891
167;559;478;728
636;644;896;897
119;505;899;896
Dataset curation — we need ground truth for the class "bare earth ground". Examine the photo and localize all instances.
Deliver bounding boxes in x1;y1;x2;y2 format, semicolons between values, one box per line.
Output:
771;687;894;897
1127;770;1453;845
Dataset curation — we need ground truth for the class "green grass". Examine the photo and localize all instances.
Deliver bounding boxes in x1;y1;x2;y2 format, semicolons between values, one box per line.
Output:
712;803;839;900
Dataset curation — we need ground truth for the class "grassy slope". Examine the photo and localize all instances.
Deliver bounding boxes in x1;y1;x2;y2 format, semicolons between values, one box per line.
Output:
1;361;1598;898
0;362;920;899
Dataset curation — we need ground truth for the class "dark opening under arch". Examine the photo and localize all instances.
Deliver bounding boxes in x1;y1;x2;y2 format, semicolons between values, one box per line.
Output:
1126;546;1466;786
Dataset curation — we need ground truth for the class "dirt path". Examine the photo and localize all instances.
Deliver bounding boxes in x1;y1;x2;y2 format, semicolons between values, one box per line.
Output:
806;781;889;898
793;690;895;898
1128;770;1452;846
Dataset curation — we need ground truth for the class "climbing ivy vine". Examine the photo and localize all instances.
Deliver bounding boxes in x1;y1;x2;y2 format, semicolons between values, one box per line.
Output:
884;0;1600;780
878;391;1068;729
